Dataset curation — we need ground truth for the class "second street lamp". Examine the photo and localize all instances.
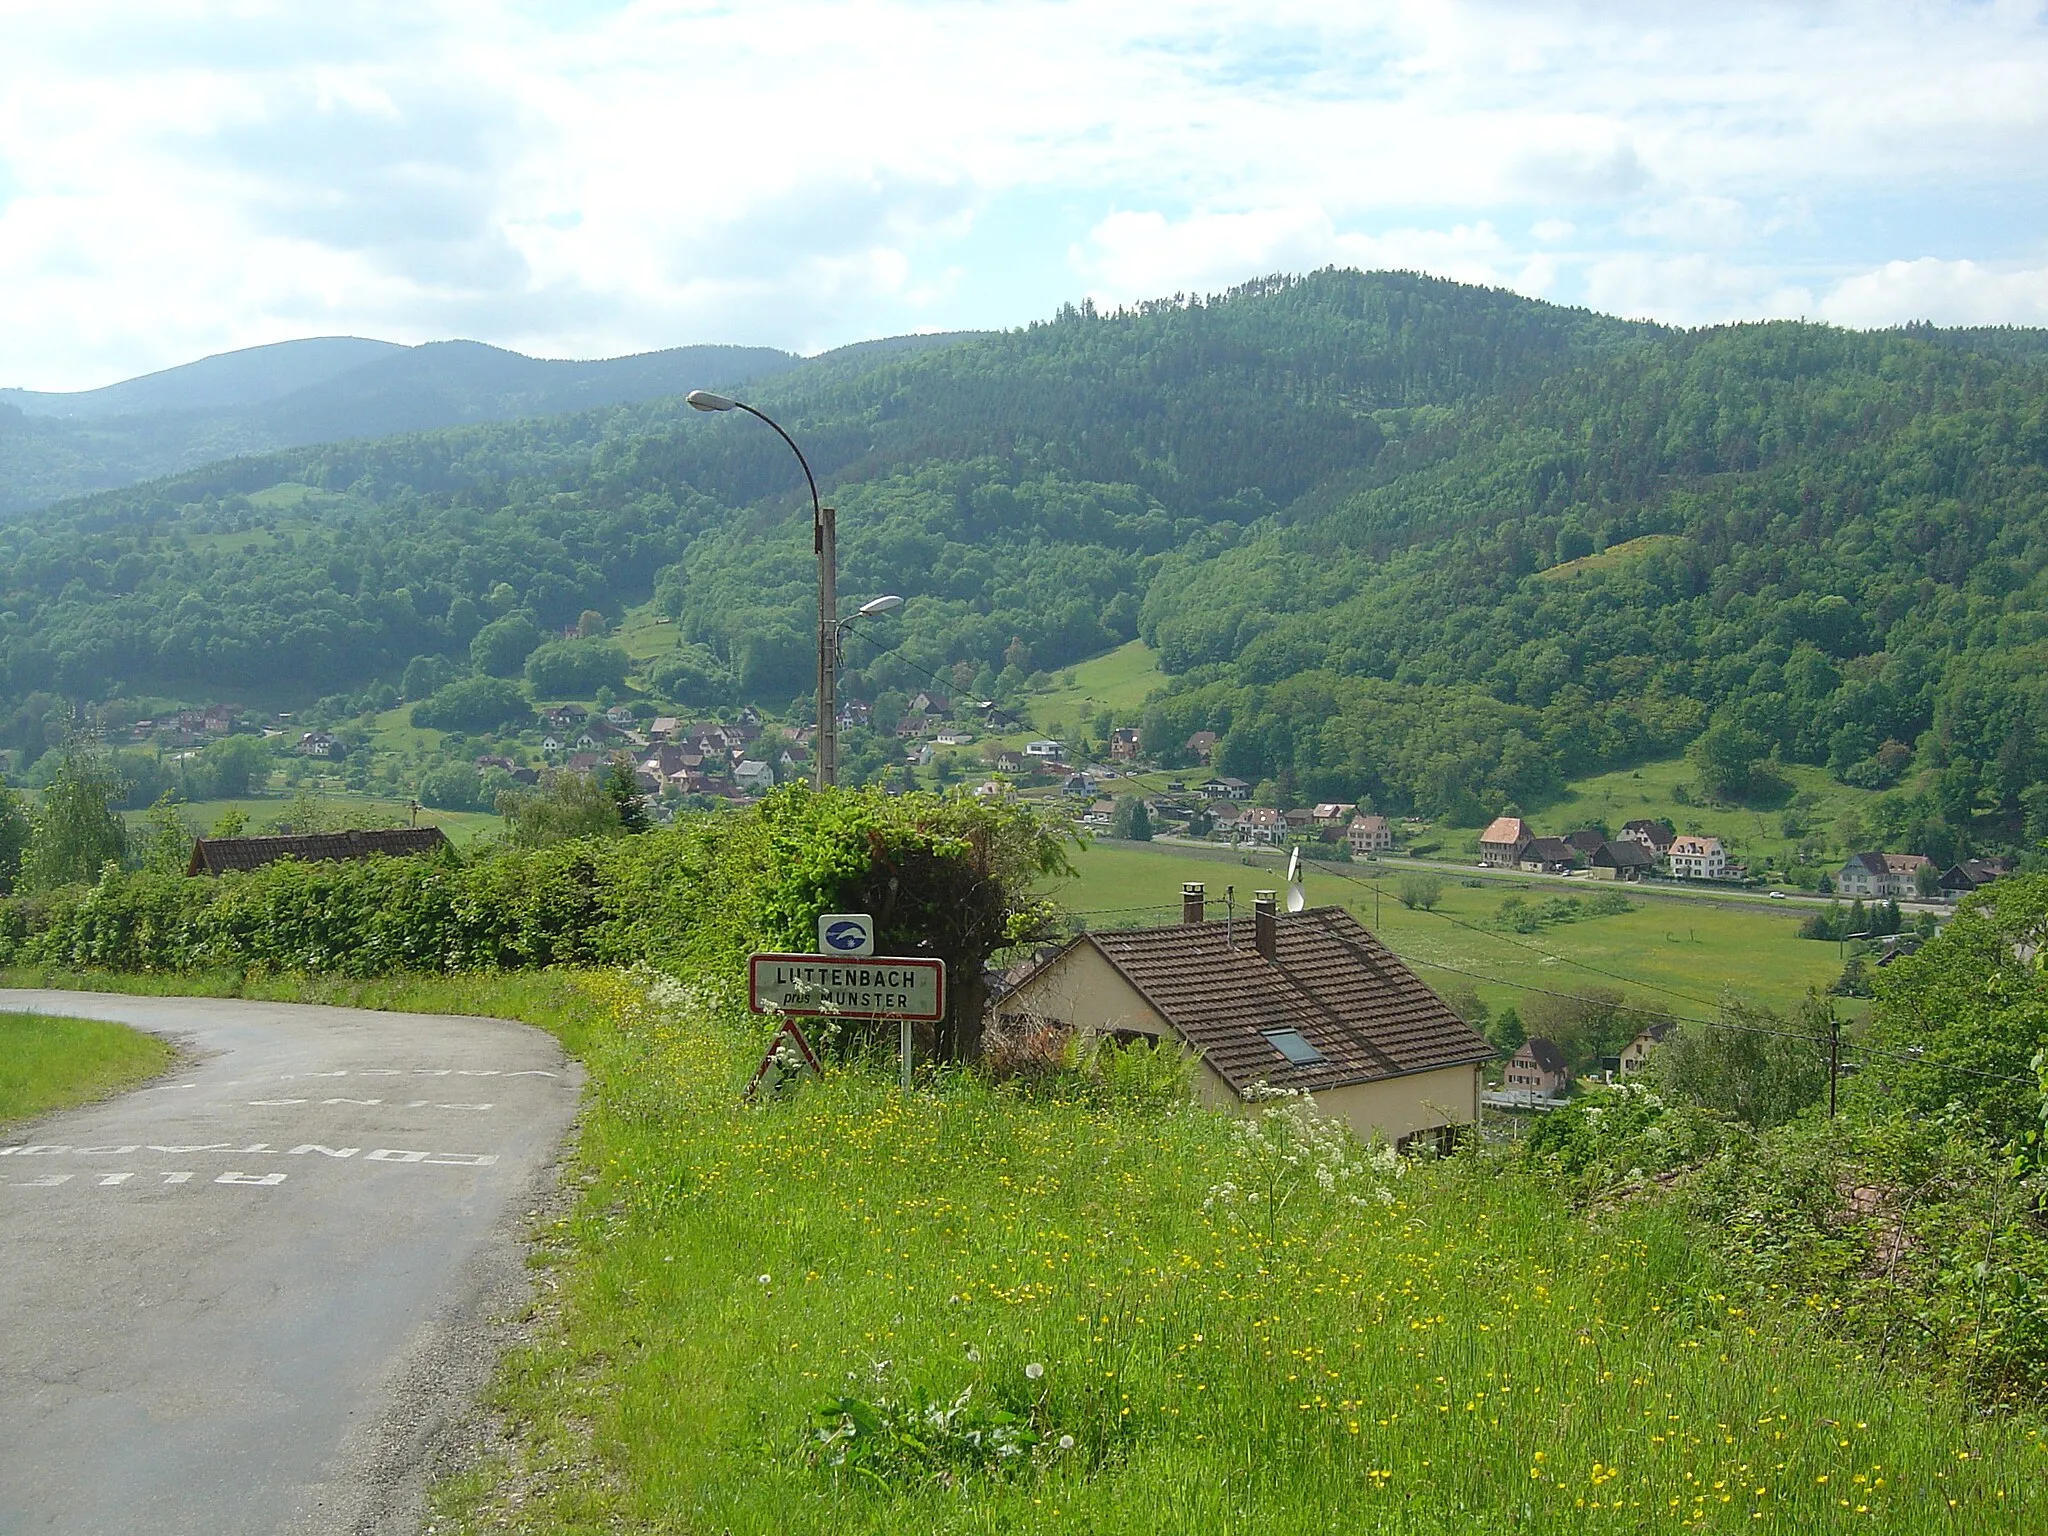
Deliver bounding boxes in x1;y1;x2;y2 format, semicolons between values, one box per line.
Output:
686;389;846;787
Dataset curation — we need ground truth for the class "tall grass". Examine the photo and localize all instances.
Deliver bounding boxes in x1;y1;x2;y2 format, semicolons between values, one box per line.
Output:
432;973;2046;1533
0;1011;176;1127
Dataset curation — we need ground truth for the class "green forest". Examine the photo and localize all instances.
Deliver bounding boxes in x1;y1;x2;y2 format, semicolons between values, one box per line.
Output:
2;270;2045;863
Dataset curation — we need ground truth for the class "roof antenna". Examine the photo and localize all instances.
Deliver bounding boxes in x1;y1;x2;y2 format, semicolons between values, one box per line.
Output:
1225;885;1236;950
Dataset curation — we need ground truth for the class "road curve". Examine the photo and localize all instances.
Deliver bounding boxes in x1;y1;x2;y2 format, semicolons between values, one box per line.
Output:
0;990;583;1536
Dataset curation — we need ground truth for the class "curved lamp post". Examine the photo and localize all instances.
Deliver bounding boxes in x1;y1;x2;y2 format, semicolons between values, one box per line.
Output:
686;390;900;787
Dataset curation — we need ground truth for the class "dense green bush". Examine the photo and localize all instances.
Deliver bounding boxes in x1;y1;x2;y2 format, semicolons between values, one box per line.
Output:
524;638;629;699
410;674;531;732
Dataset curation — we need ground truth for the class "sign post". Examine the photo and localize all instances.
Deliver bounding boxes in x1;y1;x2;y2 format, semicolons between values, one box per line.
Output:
748;951;946;1095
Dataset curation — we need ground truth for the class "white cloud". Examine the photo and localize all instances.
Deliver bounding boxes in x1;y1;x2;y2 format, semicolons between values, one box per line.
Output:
1821;257;2048;327
0;1;2046;385
1073;207;1521;307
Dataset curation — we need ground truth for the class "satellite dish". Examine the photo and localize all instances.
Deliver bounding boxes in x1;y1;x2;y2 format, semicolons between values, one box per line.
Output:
1286;846;1306;912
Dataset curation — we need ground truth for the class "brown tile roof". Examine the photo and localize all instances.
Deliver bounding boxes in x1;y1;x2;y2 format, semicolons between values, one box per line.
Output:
1480;815;1527;846
1018;906;1492;1095
187;827;451;877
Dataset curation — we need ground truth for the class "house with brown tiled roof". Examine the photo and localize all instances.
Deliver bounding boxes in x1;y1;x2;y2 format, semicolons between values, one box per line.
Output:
997;883;1493;1148
1502;1037;1569;1099
1346;814;1393;855
186;827;450;877
1517;836;1580;873
1479;816;1530;867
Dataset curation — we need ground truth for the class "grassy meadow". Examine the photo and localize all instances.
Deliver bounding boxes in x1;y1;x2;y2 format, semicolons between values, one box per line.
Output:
1059;842;1847;1023
410;972;2045;1533
0;1011;176;1128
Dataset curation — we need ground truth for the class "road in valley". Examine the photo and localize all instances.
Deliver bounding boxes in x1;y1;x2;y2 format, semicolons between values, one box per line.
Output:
0;991;583;1536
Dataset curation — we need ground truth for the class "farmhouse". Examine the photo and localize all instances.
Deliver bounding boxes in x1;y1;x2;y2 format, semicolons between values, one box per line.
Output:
1590;840;1657;880
187;827;450;877
294;730;344;759
1666;835;1728;881
998;884;1493;1148
1621;819;1676;854
1200;775;1252;801
1185;730;1219;762
1478;816;1531;868
1517;836;1580;873
1110;727;1141;760
1940;857;2011;898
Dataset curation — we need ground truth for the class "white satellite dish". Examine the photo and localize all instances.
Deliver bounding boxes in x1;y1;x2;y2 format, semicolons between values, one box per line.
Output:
1285;846;1306;912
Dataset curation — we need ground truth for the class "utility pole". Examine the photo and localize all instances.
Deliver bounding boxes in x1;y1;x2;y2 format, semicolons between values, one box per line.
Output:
1827;1010;1841;1119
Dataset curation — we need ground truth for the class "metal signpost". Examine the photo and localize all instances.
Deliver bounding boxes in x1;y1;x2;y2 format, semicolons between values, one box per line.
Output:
749;917;944;1092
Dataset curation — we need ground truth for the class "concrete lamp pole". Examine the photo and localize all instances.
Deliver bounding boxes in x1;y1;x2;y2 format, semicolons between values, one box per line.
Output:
686;391;905;788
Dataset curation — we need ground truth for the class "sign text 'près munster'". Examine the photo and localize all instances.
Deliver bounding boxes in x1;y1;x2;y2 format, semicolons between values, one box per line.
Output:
748;954;947;1022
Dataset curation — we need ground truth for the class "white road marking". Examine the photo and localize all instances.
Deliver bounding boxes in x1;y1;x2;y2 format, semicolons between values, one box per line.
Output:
215;1172;287;1186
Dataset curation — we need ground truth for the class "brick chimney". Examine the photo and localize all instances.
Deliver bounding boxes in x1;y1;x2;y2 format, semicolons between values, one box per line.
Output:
1253;889;1278;961
1182;882;1206;924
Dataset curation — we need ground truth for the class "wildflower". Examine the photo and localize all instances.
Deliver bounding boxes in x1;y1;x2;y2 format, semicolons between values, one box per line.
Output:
1057;1434;1075;1450
758;1273;772;1285
1026;1362;1045;1380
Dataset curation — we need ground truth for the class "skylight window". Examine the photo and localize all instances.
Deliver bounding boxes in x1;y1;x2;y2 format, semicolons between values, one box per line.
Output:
1262;1028;1324;1065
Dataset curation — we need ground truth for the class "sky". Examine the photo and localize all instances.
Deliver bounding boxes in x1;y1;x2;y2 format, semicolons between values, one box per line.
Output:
2;0;2046;390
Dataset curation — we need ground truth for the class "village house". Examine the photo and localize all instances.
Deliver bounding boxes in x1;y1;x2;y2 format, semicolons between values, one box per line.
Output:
647;716;681;742
1667;834;1729;881
541;704;588;730
1478;816;1531;868
1312;802;1357;827
1502;1037;1569;1099
1109;727;1141;761
1618;1023;1671;1077
1346;814;1394;855
734;759;775;794
1563;828;1607;856
1621;819;1677;855
1236;806;1286;845
187;827;450;878
1025;739;1065;758
994;750;1028;774
998;884;1494;1148
1081;798;1116;829
1185;730;1219;763
1199;775;1252;801
1283;807;1317;835
1207;801;1244;837
1063;772;1095;796
935;728;975;747
1517;836;1580;874
605;705;636;727
836;699;872;730
1941;857;2012;899
1836;851;1935;900
295;730;344;760
541;736;564;755
565;752;606;776
1590;840;1658;880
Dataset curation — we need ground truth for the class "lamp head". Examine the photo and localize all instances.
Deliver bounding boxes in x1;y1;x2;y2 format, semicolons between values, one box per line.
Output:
686;390;738;412
857;594;904;617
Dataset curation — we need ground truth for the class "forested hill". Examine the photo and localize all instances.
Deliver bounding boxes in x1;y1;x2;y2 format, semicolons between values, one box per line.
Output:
0;337;801;512
5;269;2048;861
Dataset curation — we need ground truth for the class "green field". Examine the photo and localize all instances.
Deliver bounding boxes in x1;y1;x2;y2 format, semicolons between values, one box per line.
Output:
419;973;2046;1534
126;792;501;845
1058;842;1846;1023
0;1011;176;1128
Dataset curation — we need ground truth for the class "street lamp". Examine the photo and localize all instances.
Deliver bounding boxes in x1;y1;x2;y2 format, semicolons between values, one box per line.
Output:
687;389;845;787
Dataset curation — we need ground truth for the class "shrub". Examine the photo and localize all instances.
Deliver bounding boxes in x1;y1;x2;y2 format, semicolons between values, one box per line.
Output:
410;676;530;732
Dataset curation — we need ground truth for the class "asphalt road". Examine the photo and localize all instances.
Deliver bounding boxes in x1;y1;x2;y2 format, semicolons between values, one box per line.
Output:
0;991;583;1536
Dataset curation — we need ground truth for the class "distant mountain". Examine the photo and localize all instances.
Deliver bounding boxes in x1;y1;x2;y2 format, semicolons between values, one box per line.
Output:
0;337;407;420
0;337;805;512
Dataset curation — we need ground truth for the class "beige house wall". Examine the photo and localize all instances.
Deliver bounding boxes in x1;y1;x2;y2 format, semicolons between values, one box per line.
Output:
1005;945;1480;1145
1307;1065;1480;1145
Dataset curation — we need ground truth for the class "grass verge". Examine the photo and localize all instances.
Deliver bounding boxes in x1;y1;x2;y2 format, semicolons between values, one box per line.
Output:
0;1011;178;1128
435;973;2041;1532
